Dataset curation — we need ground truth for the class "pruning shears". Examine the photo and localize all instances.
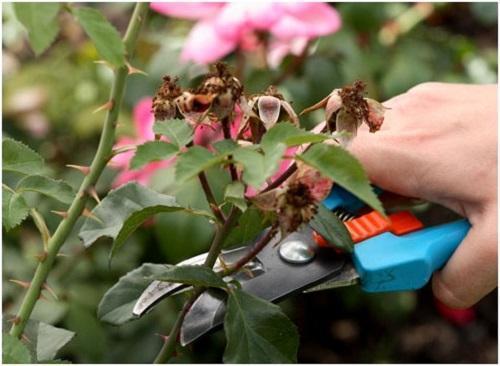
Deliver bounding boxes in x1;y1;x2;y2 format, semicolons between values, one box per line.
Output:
132;185;470;346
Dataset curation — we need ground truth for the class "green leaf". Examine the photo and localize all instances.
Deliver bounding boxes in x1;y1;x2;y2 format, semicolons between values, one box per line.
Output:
13;3;61;56
224;208;270;248
223;289;299;363
233;144;286;188
175;146;225;183
310;204;354;253
213;139;239;155
78;183;212;260
130;141;178;170
2;186;29;231
3;333;32;364
153;120;193;148
3;138;44;175
261;122;329;149
150;265;226;288
22;321;74;362
36;324;74;362
73;7;125;67
224;182;247;212
297;144;384;214
16;175;75;204
97;263;167;325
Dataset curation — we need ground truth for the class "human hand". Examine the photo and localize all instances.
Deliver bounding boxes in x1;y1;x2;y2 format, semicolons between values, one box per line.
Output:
349;82;497;308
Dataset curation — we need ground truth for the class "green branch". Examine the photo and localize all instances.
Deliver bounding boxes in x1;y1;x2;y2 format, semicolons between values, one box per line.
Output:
9;2;149;339
153;207;240;363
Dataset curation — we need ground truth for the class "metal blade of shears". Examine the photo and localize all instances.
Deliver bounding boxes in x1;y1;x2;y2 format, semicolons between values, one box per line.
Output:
179;226;348;346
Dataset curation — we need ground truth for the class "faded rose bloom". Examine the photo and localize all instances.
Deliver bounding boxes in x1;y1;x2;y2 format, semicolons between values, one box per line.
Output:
151;2;341;68
152;75;183;121
239;86;299;142
252;164;333;234
301;81;386;146
154;64;244;127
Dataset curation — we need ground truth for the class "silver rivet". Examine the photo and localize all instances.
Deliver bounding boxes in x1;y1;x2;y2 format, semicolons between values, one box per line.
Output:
279;240;315;264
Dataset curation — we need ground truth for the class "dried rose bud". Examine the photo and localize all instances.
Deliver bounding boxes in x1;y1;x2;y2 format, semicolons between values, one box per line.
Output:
300;80;385;146
365;98;385;133
152;76;182;121
194;63;243;122
242;86;299;134
252;164;333;234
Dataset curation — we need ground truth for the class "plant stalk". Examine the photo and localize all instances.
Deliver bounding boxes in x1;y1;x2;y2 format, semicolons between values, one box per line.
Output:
154;206;239;363
9;2;149;339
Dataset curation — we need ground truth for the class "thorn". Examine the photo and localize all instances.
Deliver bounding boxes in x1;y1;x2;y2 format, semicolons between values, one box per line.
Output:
38;293;49;301
21;334;31;344
217;256;230;272
82;208;104;224
155;333;169;343
106;160;121;169
57;252;70;257
126;61;148;76
241;266;255;279
92;100;114;114
66;164;90;175
34;251;48;262
43;283;59;300
9;279;30;289
7;316;21;325
51;210;68;219
93;59;114;69
111;144;136;157
86;186;101;204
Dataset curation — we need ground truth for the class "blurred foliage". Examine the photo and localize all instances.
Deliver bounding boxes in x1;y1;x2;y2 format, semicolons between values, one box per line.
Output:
2;2;497;363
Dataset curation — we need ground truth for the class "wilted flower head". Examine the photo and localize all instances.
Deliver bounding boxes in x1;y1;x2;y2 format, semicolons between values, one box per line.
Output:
152;76;183;121
239;85;299;142
252;164;333;234
301;80;386;146
154;63;244;127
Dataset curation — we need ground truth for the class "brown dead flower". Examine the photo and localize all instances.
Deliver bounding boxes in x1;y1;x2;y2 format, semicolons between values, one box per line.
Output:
252;164;333;234
300;80;385;146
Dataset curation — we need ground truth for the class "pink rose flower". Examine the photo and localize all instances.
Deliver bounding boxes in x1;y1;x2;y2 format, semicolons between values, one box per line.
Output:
151;2;341;67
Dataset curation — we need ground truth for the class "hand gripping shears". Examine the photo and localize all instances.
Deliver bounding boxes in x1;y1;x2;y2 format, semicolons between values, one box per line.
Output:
132;185;470;346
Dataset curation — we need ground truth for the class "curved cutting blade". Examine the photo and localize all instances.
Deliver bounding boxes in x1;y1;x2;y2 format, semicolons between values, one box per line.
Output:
180;226;346;345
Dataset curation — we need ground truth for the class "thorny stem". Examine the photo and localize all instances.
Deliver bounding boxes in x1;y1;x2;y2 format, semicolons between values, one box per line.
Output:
153;287;204;364
9;2;149;339
154;207;239;363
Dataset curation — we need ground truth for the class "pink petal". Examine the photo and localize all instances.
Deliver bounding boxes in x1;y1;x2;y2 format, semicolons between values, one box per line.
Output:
271;4;342;40
212;3;249;41
181;19;237;64
133;97;155;141
112;160;172;188
150;2;223;20
245;3;282;30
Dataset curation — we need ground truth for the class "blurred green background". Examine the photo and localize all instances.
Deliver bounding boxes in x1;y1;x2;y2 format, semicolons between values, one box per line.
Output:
2;2;497;363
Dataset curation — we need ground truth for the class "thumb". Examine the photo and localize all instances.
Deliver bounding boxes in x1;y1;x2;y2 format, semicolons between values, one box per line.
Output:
432;208;498;308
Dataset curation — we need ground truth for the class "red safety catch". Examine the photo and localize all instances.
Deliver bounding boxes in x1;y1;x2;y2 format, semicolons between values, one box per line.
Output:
313;210;423;248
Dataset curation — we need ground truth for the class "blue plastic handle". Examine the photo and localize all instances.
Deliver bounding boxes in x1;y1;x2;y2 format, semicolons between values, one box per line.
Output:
353;219;471;292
